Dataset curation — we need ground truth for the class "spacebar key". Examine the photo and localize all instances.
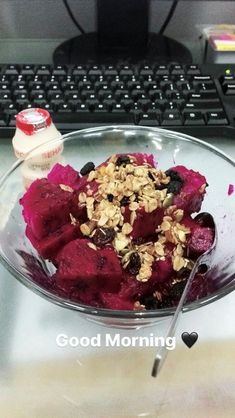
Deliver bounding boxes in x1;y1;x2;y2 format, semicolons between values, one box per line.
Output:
52;112;134;127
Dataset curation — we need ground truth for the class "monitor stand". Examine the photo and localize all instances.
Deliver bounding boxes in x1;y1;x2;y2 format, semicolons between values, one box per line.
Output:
53;33;192;65
53;0;192;65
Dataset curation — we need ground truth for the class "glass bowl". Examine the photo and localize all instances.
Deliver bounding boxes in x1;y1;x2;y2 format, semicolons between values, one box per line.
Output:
0;126;235;329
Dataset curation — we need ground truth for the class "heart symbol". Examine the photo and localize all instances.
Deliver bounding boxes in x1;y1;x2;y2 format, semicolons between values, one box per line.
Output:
181;332;198;348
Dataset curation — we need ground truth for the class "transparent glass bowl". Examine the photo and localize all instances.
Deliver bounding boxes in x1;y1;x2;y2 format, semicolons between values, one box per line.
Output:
0;126;235;328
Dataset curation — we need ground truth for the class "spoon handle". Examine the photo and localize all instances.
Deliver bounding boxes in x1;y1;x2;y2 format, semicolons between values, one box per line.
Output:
151;262;198;377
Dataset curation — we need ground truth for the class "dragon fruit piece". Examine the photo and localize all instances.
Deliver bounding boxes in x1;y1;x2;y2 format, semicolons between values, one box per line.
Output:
189;226;214;255
26;223;82;261
47;163;81;189
124;206;164;240
118;273;150;300
100;292;134;310
169;165;207;214
55;239;122;292
69;287;102;307
150;257;174;285
20;178;81;240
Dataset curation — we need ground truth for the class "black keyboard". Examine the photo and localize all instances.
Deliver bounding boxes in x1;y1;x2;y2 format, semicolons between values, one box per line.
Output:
1;63;235;139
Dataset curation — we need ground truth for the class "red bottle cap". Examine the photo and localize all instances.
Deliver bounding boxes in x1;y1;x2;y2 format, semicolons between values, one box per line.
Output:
16;108;52;136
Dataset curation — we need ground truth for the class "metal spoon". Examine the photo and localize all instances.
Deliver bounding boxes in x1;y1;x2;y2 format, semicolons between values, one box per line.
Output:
151;213;217;378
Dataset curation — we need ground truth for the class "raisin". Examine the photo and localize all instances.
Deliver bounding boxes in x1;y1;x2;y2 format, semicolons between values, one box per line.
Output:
80;162;95;176
92;227;115;246
128;252;141;275
116;155;131;167
169;280;187;298
165;169;183;195
148;171;155;181
167;180;183;194
107;193;114;202
165;169;182;182
177;267;191;279
139;295;172;310
139;296;158;310
120;196;130;206
156;297;172;309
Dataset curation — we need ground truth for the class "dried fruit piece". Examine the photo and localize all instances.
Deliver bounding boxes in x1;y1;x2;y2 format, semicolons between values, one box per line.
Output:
80;162;95;176
120;196;130;206
165;169;183;195
116;155;131;166
169;280;187;298
128;252;141;275
107;193;114;202
92;227;115;246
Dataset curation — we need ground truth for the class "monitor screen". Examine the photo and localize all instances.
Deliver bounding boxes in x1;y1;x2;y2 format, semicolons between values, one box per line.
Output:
97;0;149;50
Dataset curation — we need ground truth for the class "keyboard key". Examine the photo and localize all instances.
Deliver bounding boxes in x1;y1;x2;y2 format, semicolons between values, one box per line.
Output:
207;111;228;125
184;101;222;111
5;65;19;75
184;111;205;125
161;110;182;125
52;65;66;76
223;83;235;95
139;66;154;77
20;65;35;75
156;65;169;76
186;65;200;75
57;103;74;112
36;65;51;76
138;112;160;126
171;64;185;75
120;66;133;76
188;92;219;102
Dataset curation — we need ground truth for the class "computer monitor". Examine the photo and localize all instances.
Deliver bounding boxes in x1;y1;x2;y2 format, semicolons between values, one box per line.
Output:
53;0;192;65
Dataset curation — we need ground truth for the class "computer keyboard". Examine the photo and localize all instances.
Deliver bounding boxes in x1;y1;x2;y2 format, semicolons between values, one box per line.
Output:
1;62;235;138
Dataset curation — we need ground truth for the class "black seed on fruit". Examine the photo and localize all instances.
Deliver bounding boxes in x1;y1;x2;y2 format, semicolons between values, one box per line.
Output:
120;196;130;206
80;162;95;176
128;252;141;275
92;227;115;246
97;256;106;270
169;280;187;298
107;193;114;202
116;155;131;167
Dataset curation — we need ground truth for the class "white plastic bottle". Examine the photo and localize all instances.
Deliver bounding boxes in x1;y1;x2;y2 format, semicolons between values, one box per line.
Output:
12;108;63;188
